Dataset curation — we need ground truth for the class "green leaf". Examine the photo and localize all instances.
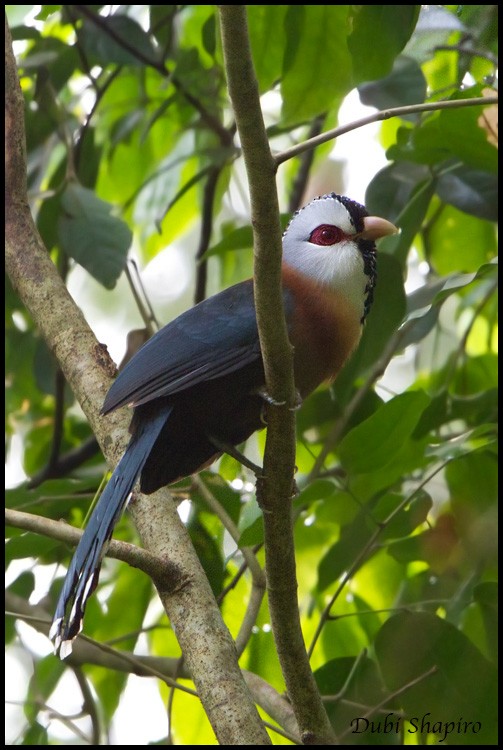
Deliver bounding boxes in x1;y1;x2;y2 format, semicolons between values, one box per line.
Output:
427;204;497;274
248;5;288;93
5;325;39;418
376;491;432;541
348;6;421;83
78;14;159;66
191;473;242;526
375;611;498;744
374;176;436;269
406;263;496;313
27;656;65;721
281;6;352;124
205;225;254;258
6;572;36;643
149;6;177;49
201;14;217;57
188;517;225;596
33;339;60;397
316;656;399;744
432;89;498;174
388;87;498;174
6;7;40;28
6;571;35;601
446;451;497;519
317;517;372;592
348;435;431;503
436;165;498;222
57;183;132;288
338;391;430;475
399;305;441;349
386;513;459;569
359;55;426;113
89;564;153;720
6;477;98;516
366;161;430;225
34;6;60;22
76;126;102;189
473;582;498;662
20;722;49;745
313;489;360;527
294;479;337;508
452;353;498;396
238;497;264;547
5;533;59;562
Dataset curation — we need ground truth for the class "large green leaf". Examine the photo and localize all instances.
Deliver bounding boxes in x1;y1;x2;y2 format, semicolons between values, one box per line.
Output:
436;164;498;221
78;13;159;66
248;5;288;93
188;516;225;596
366;166;436;269
427;204;497;274
472;582;498;662
281;5;352;124
375;611;497;744
388;87;498;174
57;183;132;288
317;512;374;591
27;657;65;723
338;391;430;475
316;656;400;744
359;55;426;113
348;6;421;83
89;563;153;720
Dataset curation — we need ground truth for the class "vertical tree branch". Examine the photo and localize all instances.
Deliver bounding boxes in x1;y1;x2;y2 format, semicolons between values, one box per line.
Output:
218;6;336;744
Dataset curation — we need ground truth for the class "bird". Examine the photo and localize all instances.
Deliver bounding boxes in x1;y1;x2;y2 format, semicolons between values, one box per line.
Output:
50;192;398;657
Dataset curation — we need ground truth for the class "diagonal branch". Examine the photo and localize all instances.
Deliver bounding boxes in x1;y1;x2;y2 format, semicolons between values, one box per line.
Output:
274;95;498;166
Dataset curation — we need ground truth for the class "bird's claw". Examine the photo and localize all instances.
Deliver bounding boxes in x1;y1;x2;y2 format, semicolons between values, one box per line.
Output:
256;387;286;407
290;389;303;411
257;387;303;411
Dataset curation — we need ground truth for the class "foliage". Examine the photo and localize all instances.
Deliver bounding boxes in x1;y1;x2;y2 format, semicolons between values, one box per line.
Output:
6;4;497;745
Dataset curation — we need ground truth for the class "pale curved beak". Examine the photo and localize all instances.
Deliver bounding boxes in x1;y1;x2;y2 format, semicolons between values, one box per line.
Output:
358;216;399;241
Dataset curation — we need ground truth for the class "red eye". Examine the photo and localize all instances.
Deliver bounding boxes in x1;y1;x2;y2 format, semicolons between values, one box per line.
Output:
309;224;345;246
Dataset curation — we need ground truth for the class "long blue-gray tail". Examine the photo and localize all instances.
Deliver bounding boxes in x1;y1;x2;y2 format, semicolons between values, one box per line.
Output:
50;406;171;658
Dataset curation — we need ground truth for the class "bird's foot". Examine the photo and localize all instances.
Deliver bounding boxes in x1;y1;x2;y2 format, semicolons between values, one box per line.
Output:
256;386;286;407
290;389;303;411
256;386;303;411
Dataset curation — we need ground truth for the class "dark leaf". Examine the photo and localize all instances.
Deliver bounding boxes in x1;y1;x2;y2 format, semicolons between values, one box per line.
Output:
375;611;497;744
359;55;426;114
57;183;132;288
436;165;498;221
79;14;159;66
281;6;351;124
349;6;421;84
338;391;430;475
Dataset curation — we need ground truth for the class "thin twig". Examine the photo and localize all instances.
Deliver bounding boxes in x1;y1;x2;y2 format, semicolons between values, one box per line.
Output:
274;96;498;166
307;460;451;658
